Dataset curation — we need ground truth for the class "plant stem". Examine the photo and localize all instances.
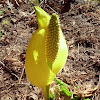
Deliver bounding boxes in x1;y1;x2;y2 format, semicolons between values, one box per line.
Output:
42;85;50;100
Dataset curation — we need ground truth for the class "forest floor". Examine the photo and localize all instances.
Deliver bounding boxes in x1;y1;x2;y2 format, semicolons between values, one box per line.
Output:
0;0;100;100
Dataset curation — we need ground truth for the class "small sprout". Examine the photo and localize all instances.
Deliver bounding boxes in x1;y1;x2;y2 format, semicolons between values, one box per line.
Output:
76;86;79;88
49;93;54;100
55;79;72;96
55;79;69;87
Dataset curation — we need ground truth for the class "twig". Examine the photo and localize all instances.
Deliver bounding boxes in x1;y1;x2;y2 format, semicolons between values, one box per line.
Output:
78;43;79;60
30;0;58;15
0;61;19;80
0;82;31;96
18;66;25;83
45;4;58;14
30;0;44;15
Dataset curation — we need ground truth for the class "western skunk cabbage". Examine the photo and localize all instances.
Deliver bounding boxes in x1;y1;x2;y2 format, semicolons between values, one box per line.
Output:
25;6;68;99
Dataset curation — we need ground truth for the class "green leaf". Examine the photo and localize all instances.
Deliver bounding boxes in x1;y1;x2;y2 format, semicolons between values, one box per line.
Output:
60;85;72;96
55;79;72;96
55;79;69;86
83;98;90;100
49;93;54;100
76;86;79;88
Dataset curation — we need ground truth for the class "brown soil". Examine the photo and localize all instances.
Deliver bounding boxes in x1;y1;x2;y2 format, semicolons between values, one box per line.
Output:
0;0;100;100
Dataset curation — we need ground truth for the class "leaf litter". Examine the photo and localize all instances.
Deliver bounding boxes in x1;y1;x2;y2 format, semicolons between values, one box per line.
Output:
0;0;100;100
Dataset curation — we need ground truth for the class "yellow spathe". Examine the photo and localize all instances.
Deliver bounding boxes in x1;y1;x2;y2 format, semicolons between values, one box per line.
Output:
25;6;68;99
25;28;56;87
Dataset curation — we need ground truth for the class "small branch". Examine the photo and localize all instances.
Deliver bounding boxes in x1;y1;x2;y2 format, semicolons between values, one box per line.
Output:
18;66;25;83
45;4;58;14
0;61;19;80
